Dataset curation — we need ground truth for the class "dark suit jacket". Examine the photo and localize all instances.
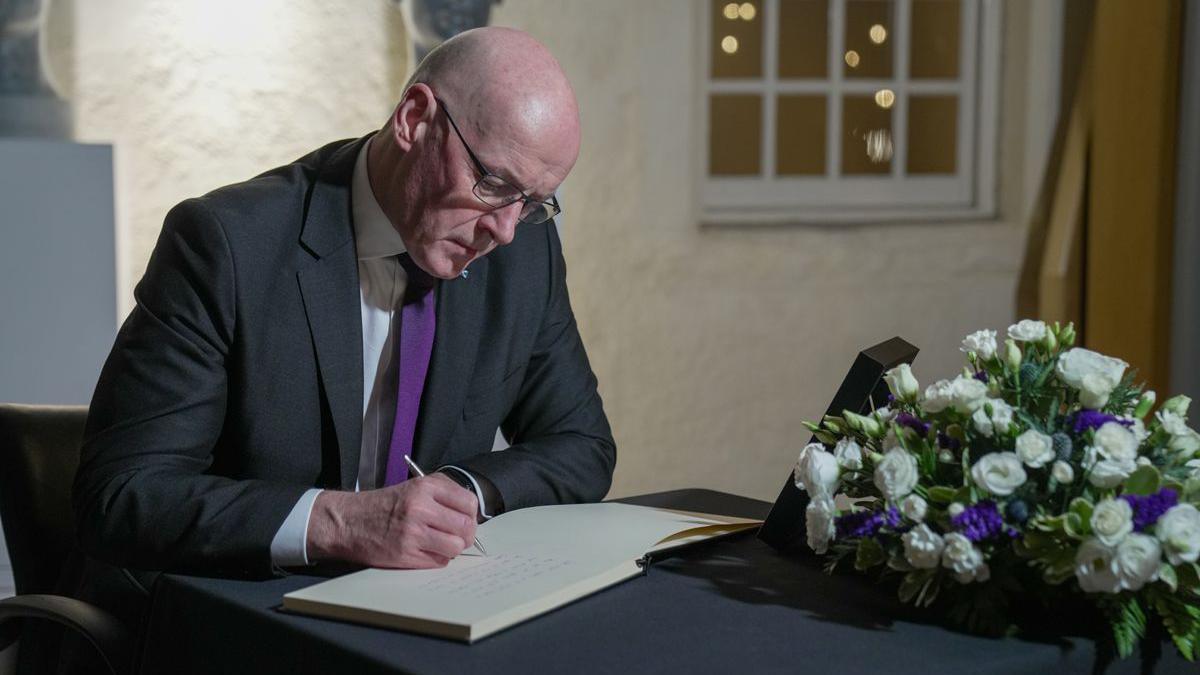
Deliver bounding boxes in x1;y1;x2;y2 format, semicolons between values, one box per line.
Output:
72;136;616;579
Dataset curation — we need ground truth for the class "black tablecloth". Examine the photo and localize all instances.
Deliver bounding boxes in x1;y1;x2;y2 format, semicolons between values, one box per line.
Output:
137;490;1194;674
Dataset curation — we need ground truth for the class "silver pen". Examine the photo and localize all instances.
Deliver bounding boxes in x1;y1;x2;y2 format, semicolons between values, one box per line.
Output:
403;454;488;556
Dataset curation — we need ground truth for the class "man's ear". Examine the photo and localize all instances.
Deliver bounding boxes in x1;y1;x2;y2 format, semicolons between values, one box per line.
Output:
392;83;437;152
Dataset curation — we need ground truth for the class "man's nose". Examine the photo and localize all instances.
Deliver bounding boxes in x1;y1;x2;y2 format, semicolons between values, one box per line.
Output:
481;201;522;246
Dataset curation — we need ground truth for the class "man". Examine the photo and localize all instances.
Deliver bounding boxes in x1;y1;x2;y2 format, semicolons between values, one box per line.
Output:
73;26;615;582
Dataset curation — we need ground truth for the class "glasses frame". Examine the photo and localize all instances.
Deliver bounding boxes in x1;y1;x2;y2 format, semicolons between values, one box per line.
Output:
436;98;562;226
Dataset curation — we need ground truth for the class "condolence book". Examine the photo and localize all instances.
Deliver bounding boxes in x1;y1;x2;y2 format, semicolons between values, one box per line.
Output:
281;502;762;642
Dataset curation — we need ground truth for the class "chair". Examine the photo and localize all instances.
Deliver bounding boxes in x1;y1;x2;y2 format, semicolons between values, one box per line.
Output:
0;404;132;675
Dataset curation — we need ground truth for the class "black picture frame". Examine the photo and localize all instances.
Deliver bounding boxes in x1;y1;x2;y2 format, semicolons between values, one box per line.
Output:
757;336;919;553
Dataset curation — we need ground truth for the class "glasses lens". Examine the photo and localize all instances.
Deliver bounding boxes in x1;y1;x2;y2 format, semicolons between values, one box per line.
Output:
473;175;523;207
518;200;561;225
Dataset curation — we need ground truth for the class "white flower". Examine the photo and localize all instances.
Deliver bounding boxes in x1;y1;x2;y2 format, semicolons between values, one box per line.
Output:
948;502;966;518
1158;410;1190;437
1090;498;1134;547
1186;459;1200;479
1008;319;1048;342
1075;538;1121;594
1114;534;1162;592
941;533;990;583
902;524;944;569
1156;504;1200;565
1087;458;1137;488
1093;422;1139;463
970;452;1027;496
833;438;864;471
901;494;928;522
1056;348;1128;409
1052;460;1075;483
1127;417;1150;444
938;449;955;463
806;496;837;554
961;329;998;361
884;363;920;402
1169;429;1200;457
971;399;1014;437
794;444;841;498
874;448;919;501
921;379;955;414
1015;429;1055;468
950;376;989;415
873;406;897;424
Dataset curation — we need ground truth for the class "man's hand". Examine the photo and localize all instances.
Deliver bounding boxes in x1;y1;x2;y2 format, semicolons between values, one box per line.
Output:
306;474;479;568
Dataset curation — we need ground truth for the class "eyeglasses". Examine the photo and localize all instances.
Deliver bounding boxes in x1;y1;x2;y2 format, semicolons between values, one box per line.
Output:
437;99;562;226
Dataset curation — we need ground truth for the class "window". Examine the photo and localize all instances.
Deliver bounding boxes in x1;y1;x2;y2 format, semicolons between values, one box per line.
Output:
701;0;1001;223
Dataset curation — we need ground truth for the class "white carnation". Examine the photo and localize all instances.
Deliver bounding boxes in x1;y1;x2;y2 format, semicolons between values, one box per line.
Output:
971;399;1014;437
1093;422;1139;463
970;452;1027;496
1051;460;1075;484
1056;348;1127;409
1015;429;1054;468
1075;538;1121;594
901;494;928;522
921;379;955;414
833;438;864;471
950;376;989;415
806;496;837;554
1156;503;1200;565
902;524;944;569
1008;319;1048;342
1090;498;1133;547
941;533;990;583
874;448;919;501
961;329;998;361
1114;534;1161;592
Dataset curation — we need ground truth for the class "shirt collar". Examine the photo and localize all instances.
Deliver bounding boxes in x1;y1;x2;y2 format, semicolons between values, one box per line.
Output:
352;136;408;260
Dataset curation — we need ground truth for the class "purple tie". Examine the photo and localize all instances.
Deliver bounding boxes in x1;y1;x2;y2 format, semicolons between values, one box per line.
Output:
383;253;438;486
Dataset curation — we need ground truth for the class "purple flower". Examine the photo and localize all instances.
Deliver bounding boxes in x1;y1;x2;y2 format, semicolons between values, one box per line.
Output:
835;507;902;539
937;432;961;451
1070;410;1133;434
895;412;931;436
973;370;990;384
950;500;1006;542
1120;488;1179;532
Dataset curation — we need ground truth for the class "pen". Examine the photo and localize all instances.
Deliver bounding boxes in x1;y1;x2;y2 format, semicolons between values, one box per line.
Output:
403;454;488;556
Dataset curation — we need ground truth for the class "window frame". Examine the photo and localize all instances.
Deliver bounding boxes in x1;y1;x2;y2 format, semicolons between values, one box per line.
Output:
698;0;1002;225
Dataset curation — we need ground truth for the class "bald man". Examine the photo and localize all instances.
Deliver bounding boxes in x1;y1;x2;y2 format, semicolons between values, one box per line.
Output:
73;27;615;582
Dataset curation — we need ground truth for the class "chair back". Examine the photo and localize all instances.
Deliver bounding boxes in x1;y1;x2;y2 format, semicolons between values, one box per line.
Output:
0;404;88;595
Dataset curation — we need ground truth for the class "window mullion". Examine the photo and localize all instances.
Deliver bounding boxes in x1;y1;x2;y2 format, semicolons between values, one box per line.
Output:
892;0;911;179
763;0;780;179
828;0;846;179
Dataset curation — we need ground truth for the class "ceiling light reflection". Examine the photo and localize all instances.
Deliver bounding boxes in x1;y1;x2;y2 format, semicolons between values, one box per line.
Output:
738;3;756;21
869;24;888;44
723;3;740;20
721;35;739;54
844;50;861;68
874;88;895;109
866;129;894;163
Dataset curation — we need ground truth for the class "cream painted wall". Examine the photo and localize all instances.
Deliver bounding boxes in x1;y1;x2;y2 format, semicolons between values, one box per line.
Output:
49;0;1042;504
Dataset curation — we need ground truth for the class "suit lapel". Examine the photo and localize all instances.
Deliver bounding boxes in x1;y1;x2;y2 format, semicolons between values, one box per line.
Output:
414;256;489;469
297;137;367;490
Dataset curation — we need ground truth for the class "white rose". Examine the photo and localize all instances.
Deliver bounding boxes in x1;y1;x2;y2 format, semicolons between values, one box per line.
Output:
1157;410;1190;437
921;379;955;414
1015;429;1055;468
1080;373;1113;409
941;533;989;583
874;448;919;501
806;496;837;554
795;444;841;498
950;377;989;415
1090;498;1134;547
1093;422;1139;463
1156;503;1200;565
833;438;864;471
1114;534;1162;592
901;494;928;522
1087;458;1137;488
1075;538;1121;594
970;452;1027;496
884;363;920;402
1007;319;1048;342
902;524;944;569
972;399;1014;437
1052;460;1075;483
961;329;998;361
1056;348;1128;406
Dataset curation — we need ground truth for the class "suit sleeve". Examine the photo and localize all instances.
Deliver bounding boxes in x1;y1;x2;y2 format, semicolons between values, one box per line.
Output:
73;199;310;577
446;224;617;511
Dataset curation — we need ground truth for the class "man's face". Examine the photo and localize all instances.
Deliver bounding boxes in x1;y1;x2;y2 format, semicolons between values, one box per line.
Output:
395;105;572;280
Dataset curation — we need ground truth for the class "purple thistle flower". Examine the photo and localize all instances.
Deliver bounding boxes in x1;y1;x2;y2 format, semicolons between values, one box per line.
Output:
937;432;961;451
834;507;903;539
1120;488;1179;532
972;370;989;384
895;412;931;436
1070;410;1133;434
950;500;1006;542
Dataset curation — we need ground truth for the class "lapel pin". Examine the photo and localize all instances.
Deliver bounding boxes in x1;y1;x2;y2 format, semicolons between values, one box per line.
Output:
460;269;470;279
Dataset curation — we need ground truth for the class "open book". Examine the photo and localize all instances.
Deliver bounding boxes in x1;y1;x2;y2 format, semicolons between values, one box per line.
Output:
282;502;762;642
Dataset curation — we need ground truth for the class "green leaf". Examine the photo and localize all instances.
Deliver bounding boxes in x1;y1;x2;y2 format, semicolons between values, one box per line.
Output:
927;486;958;504
1124;465;1162;495
1064;512;1088;539
1178;562;1200;594
802;421;823;433
1160;564;1180;593
898;570;933;604
855;537;885;571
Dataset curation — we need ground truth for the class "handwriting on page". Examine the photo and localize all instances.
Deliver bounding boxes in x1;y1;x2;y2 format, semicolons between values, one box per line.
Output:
417;554;573;598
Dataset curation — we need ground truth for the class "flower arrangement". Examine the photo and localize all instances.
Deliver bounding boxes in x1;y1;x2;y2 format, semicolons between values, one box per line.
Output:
795;320;1200;660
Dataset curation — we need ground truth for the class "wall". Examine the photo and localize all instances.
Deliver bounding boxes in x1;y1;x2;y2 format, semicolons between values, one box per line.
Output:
47;0;1044;503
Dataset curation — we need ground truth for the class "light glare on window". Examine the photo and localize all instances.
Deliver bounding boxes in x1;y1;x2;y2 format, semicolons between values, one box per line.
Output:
723;3;740;20
869;24;888;44
866;129;894;163
844;50;861;68
738;3;757;21
874;88;895;109
721;35;740;54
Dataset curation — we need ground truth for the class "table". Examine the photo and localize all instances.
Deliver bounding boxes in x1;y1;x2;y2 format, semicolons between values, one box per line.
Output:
137;490;1194;674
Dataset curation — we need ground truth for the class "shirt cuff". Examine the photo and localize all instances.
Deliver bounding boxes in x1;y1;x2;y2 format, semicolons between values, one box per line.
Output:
438;465;495;520
269;488;323;568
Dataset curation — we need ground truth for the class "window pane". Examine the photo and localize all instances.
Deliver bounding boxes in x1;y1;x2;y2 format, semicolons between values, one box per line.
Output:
907;95;957;174
711;1;764;79
842;94;892;174
911;0;960;79
779;0;828;79
709;94;762;175
776;95;826;175
844;0;894;79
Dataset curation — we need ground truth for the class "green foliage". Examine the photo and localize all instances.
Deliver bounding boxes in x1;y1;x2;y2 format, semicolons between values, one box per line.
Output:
1103;371;1142;416
1149;586;1200;661
1124;465;1162;496
927;486;958;504
897;569;940;608
855;537;885;571
1102;595;1148;660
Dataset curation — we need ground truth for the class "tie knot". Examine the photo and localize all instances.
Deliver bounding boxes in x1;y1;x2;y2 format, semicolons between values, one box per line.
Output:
398;253;436;301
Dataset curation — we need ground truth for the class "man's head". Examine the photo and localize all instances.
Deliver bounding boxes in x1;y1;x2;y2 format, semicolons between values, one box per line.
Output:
367;27;581;279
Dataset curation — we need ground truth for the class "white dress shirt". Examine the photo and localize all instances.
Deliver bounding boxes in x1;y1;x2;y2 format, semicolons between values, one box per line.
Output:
269;138;487;567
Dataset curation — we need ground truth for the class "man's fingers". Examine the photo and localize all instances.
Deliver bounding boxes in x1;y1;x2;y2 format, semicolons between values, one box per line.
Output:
424;473;479;516
418;501;477;541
